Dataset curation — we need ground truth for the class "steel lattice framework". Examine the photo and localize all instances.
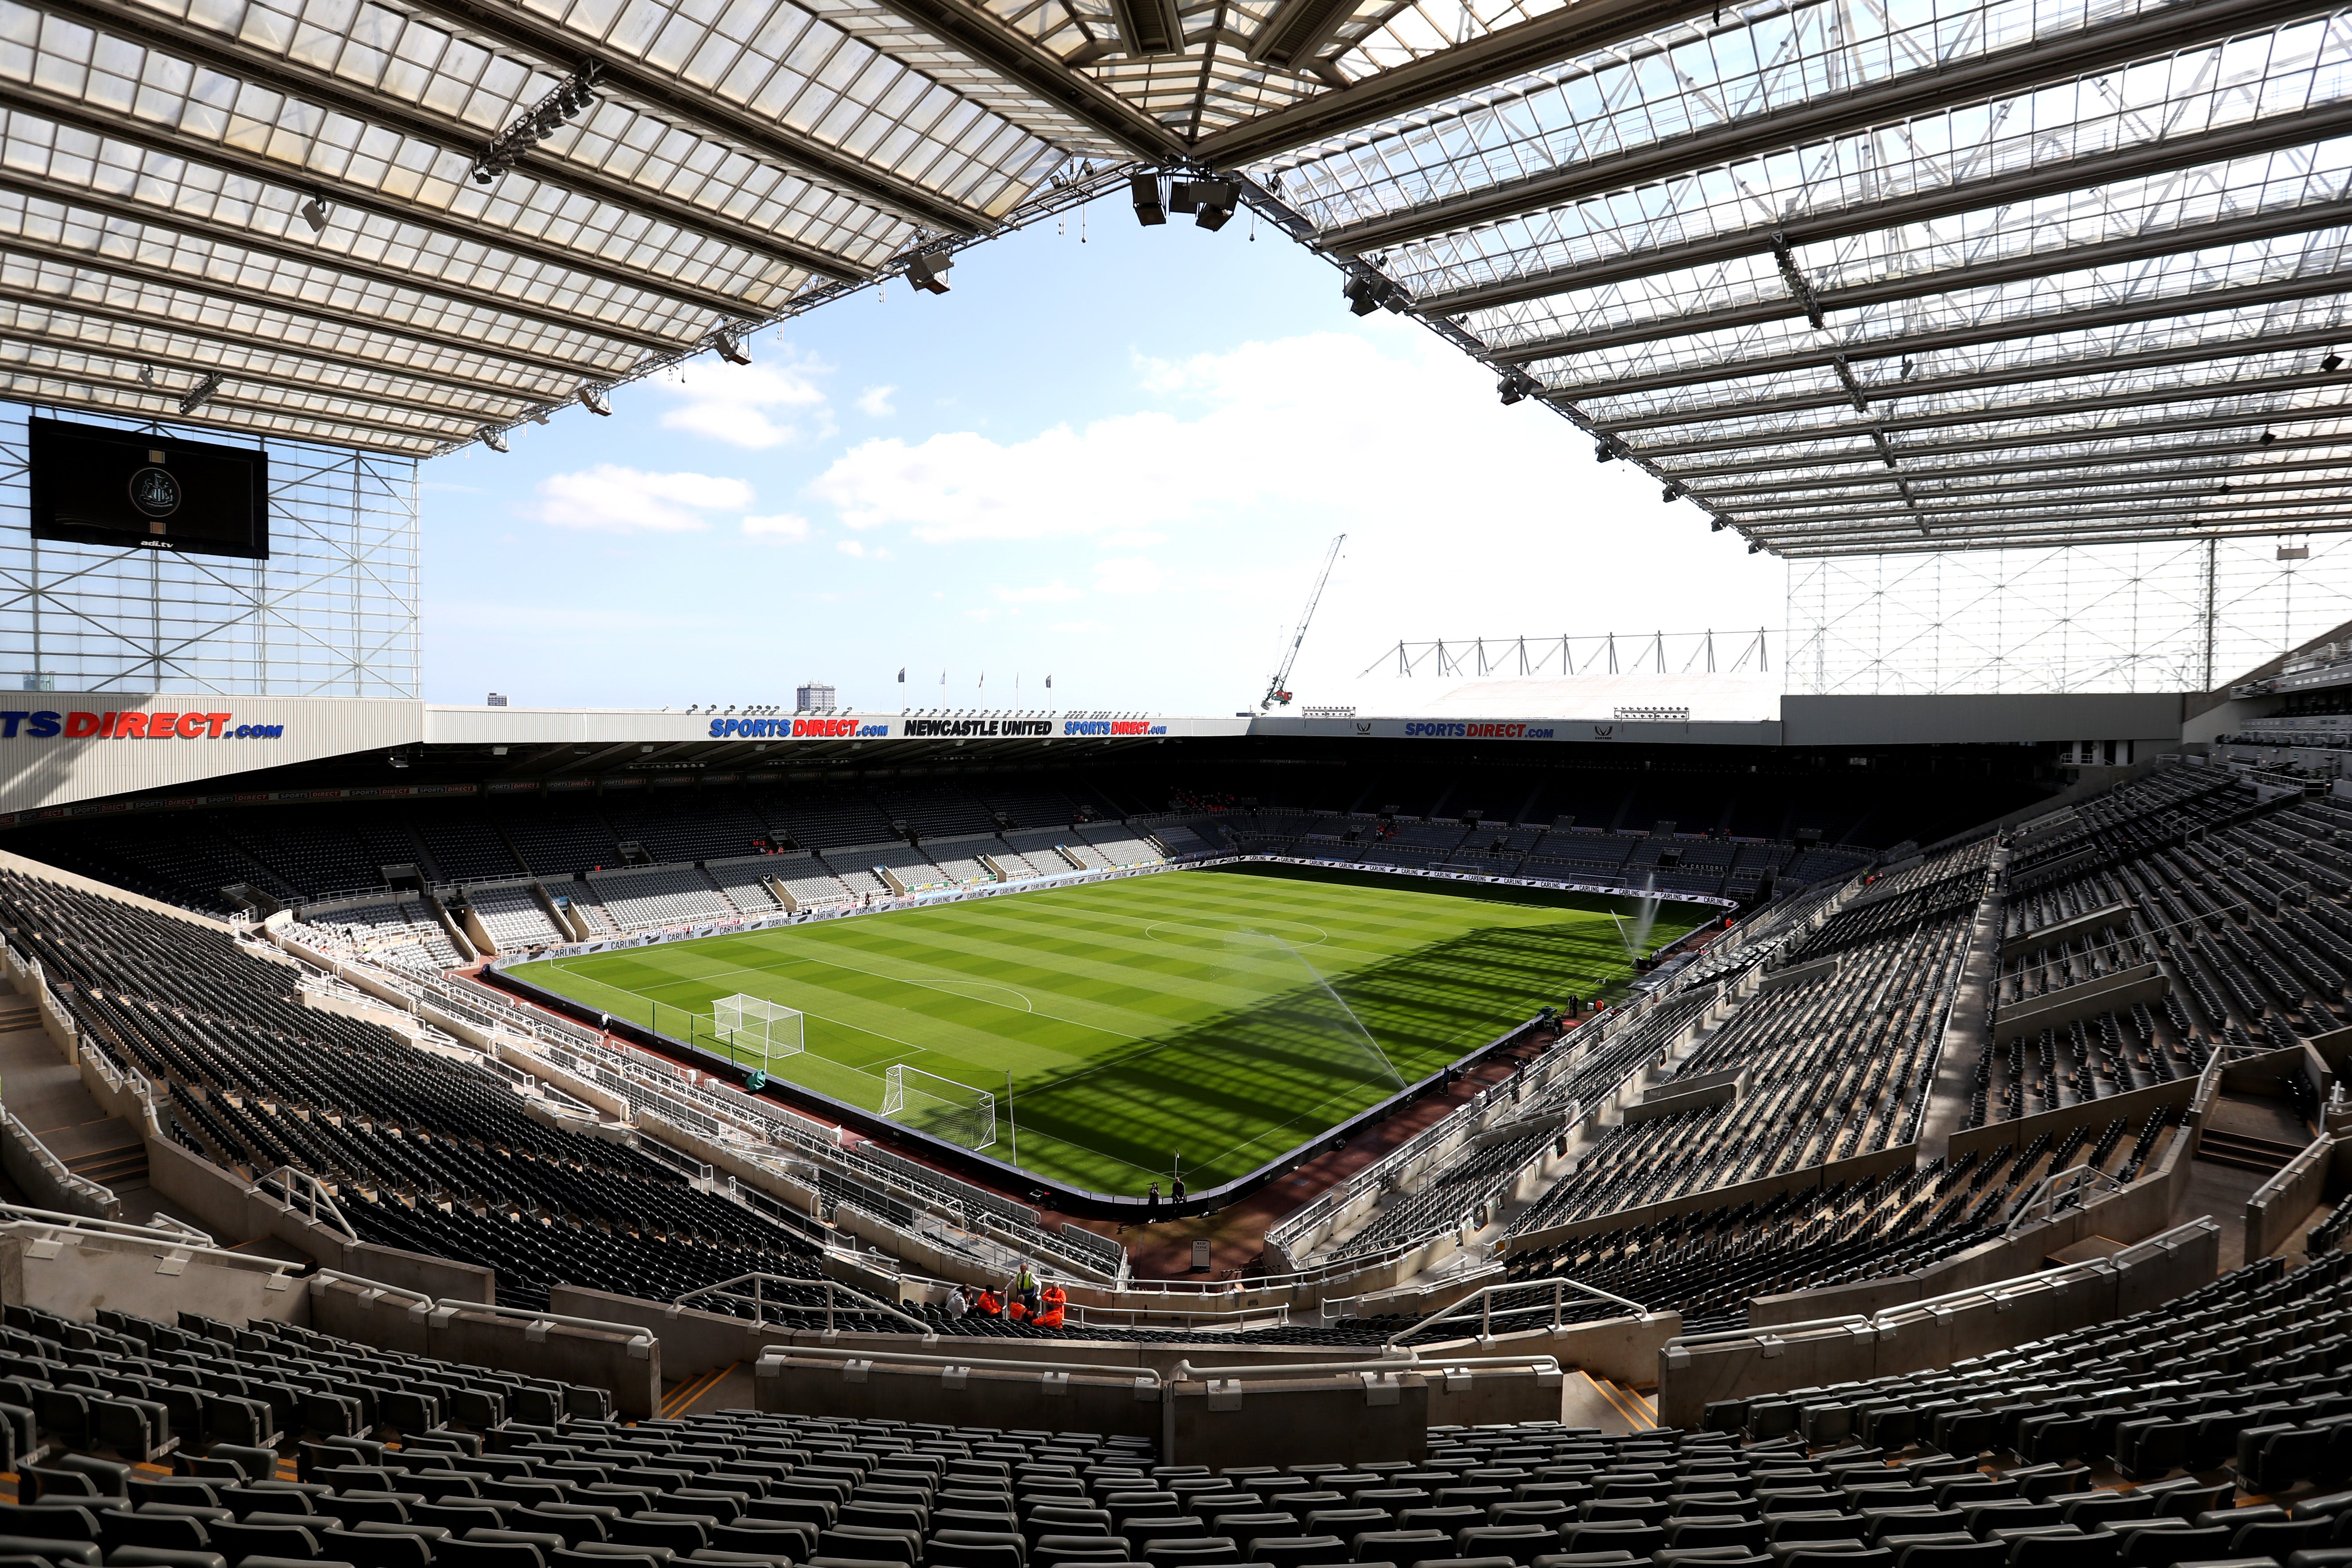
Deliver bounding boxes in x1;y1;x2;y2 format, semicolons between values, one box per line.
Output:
0;0;2339;558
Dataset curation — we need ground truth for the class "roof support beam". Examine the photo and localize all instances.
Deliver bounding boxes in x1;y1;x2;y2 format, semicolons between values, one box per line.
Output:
17;0;862;283
1494;196;2352;367
0;363;437;457
1589;323;2352;431
1624;366;2349;459
859;0;1187;160
1659;409;2351;478
0;88;769;325
0;281;530;408
1765;507;2352;552
0;173;681;362
0;235;590;387
1198;0;1745;167
1739;472;2352;523
404;0;992;237
1415;99;2352;317
1545;269;2352;404
0;324;484;434
1315;0;2342;254
1693;439;2352;501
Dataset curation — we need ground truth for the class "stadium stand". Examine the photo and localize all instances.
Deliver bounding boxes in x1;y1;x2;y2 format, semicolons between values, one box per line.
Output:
0;765;1949;924
704;858;791;913
465;885;566;953
583;868;736;931
306;897;467;973
502;814;628;881
30;749;2352;1448
417;818;527;883
1959;767;2352;1132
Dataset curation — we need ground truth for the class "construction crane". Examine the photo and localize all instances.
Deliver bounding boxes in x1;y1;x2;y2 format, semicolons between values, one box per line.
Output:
1261;533;1345;711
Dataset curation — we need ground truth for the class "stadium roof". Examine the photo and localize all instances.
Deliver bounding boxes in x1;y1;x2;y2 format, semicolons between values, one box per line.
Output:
0;0;2343;556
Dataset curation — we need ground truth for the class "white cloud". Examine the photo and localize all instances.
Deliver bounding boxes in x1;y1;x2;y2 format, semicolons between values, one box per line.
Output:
743;513;813;542
996;581;1081;603
654;352;832;449
855;385;896;417
795;331;1780;711
1092;558;1164;596
837;539;892;559
533;465;752;532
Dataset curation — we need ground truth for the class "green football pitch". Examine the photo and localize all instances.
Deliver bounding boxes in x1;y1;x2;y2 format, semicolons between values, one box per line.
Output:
510;864;1706;1195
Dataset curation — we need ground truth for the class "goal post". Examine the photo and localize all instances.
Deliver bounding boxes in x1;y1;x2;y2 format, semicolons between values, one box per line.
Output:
712;993;804;1064
881;1064;998;1151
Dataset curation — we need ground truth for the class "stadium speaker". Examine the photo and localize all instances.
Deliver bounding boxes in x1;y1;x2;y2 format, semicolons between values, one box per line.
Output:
1190;180;1238;230
1131;172;1167;225
907;253;953;294
2328;352;2346;372
1343;273;1390;315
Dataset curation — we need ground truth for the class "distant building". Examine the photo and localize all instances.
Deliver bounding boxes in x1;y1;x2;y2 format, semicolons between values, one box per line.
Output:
797;681;837;711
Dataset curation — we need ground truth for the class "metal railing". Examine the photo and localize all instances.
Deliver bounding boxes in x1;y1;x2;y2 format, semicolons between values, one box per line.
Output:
1659;1216;2220;1366
674;1272;936;1340
262;1166;358;1241
1389;1275;1651;1346
2004;1162;2122;1234
2;1205;302;1284
0;1103;119;1220
759;1342;1165;1392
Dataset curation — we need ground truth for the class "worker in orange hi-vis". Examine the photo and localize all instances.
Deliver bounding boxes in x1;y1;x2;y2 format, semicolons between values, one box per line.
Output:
1036;1282;1068;1329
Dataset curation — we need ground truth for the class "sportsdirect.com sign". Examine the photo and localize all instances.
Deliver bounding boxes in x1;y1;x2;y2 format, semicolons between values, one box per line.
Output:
0;710;286;739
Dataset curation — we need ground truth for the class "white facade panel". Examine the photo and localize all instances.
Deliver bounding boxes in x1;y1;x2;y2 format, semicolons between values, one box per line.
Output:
0;693;423;818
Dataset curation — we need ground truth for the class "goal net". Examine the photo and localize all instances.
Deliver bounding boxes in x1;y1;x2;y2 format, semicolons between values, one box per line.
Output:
712;994;804;1064
881;1064;998;1151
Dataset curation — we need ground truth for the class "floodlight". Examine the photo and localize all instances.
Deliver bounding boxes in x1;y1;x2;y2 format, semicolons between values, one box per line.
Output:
300;195;330;232
1662;484;1683;502
1594;441;1617;463
1710;517;1726;531
177;371;222;414
1748;540;1764;553
482;427;510;453
714;325;752;365
1130;172;1166;225
578;383;612;416
2327;353;2344;373
1497;368;1540;405
906;252;953;294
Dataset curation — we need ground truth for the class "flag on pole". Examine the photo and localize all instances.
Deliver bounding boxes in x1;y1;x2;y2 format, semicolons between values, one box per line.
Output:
897;667;905;682
1045;674;1053;688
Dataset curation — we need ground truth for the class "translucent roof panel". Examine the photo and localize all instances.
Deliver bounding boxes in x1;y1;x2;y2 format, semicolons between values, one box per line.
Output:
0;0;2336;508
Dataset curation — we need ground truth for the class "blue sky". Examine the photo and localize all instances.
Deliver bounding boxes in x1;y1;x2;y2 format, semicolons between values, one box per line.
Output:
422;189;1783;715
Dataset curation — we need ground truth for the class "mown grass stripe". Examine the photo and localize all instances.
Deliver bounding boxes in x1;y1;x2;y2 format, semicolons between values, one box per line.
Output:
516;867;1701;1194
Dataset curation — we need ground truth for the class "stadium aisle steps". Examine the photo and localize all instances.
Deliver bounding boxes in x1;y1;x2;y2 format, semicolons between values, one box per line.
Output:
2199;1129;2306;1174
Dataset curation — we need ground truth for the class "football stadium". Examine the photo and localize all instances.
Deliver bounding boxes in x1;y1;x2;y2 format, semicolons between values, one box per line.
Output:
20;0;2352;1531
